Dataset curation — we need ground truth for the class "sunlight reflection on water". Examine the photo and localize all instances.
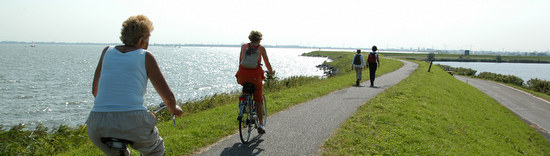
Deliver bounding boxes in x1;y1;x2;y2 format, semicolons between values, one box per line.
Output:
0;44;327;128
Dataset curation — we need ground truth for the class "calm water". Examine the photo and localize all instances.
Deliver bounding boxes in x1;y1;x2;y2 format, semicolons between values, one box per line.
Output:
0;44;327;128
435;62;550;81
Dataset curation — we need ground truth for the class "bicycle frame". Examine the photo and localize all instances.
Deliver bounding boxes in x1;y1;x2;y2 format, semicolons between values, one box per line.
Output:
238;93;256;144
237;82;267;144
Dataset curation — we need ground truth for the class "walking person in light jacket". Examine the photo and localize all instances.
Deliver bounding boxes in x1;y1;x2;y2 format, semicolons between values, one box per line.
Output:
351;49;366;86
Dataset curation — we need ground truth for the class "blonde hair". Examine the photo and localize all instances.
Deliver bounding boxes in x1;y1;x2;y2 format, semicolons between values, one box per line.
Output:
120;14;154;46
248;30;263;42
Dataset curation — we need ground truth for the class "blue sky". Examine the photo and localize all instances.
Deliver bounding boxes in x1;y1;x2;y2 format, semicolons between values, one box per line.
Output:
1;0;549;52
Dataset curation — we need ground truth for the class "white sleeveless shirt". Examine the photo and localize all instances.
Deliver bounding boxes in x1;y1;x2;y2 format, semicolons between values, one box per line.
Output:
92;46;148;112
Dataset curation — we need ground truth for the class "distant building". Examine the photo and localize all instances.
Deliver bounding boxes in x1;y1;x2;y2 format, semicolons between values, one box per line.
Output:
465;50;470;55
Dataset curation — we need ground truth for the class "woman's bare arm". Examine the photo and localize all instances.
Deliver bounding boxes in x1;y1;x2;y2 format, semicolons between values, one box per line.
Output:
261;46;274;75
239;44;246;63
92;47;108;97
145;51;183;116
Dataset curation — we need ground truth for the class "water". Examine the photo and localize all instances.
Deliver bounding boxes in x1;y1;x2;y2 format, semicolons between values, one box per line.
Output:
0;44;327;128
435;62;550;81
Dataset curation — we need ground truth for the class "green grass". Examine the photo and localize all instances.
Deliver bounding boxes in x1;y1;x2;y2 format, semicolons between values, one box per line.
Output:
51;51;403;155
7;51;550;155
320;60;550;155
0;124;88;155
9;51;550;155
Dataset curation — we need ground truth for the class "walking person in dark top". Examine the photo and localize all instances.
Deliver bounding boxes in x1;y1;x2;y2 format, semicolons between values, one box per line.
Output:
367;45;380;87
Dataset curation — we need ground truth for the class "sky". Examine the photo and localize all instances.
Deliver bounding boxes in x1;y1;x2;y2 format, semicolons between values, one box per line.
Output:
1;0;549;52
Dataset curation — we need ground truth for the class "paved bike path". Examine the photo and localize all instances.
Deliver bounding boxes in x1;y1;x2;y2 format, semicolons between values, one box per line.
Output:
195;60;418;156
454;75;550;141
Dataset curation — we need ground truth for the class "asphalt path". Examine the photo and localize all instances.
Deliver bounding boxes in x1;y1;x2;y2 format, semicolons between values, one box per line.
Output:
454;75;550;141
195;59;418;156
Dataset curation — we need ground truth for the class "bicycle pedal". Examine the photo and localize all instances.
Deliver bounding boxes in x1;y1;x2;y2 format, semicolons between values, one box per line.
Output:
237;116;243;121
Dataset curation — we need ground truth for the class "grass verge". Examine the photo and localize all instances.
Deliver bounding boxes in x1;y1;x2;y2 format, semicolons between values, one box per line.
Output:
320;60;550;155
49;51;402;155
507;85;550;102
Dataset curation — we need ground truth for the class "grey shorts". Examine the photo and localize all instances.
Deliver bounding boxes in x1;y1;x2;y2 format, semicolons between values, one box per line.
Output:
86;110;164;156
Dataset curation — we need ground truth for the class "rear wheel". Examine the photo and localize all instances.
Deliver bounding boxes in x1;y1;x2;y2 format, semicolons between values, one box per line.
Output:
239;100;253;144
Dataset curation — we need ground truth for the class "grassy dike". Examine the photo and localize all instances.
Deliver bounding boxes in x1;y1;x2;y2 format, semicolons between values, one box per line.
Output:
320;60;550;155
53;51;403;156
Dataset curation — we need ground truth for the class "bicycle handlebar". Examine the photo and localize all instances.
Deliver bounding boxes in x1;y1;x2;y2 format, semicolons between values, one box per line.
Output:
152;102;167;114
152;102;176;127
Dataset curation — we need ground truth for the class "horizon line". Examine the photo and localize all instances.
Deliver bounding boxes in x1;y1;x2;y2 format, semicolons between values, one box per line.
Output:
2;41;549;53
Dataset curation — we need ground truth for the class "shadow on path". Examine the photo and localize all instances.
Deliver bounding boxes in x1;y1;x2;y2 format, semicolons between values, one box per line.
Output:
220;135;265;156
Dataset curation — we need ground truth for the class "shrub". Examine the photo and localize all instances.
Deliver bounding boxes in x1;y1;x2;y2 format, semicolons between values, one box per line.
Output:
435;64;452;71
0;124;88;155
476;72;524;86
454;67;477;76
526;78;550;96
434;64;476;76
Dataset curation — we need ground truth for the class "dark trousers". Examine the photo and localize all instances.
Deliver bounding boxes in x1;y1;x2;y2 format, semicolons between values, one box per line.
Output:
368;63;377;86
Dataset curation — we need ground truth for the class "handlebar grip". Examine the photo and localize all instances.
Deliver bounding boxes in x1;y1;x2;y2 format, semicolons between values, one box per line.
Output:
152;102;167;114
152;102;177;127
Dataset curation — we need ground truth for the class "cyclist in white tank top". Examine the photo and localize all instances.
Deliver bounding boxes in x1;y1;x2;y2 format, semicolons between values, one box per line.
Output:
92;46;148;112
87;14;183;156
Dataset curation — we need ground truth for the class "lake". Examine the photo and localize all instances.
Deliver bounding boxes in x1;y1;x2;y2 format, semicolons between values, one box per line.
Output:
0;44;328;128
435;61;550;81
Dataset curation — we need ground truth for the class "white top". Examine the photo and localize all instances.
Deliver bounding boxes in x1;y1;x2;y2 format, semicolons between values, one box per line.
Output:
92;46;148;112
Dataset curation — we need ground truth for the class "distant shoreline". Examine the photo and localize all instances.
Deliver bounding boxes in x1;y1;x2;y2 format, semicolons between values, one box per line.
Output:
384;52;550;63
1;41;357;50
4;41;549;56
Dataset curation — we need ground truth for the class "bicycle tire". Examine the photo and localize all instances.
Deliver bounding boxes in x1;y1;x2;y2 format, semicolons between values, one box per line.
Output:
238;98;253;144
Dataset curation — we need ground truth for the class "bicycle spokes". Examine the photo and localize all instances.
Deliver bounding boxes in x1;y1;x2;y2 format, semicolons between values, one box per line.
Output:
238;93;267;144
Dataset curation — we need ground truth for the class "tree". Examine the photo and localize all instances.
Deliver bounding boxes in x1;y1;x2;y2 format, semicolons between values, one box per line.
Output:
496;55;502;62
427;52;435;61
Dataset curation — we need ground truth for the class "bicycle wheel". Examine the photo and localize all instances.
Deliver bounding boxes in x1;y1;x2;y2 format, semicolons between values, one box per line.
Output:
262;94;267;126
239;100;253;144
